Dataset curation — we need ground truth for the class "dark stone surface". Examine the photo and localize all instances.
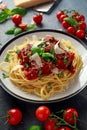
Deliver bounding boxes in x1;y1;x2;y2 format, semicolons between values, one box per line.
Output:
0;0;87;130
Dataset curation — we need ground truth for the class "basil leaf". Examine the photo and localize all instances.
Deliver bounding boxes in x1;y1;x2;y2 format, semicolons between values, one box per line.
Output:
63;56;68;64
2;73;9;78
5;28;16;34
14;28;23;35
4;8;11;15
31;47;44;55
38;70;42;76
26;24;37;31
11;7;27;16
37;42;46;48
0;11;9;23
27;125;43;130
47;82;52;89
4;53;11;62
41;52;57;62
15;49;20;54
64;17;78;27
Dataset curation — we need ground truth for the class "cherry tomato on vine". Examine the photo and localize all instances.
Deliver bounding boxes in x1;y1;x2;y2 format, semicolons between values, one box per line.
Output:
62;20;70;29
12;14;22;25
18;22;28;30
76;29;85;39
59;14;68;22
33;13;43;24
67;26;76;35
35;106;50;121
6;108;22;125
78;14;85;21
58;126;72;130
63;108;78;124
56;11;64;20
44;118;59;130
72;12;79;19
78;22;86;30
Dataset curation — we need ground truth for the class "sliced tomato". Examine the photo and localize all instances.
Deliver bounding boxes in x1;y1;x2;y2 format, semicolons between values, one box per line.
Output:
18;22;27;30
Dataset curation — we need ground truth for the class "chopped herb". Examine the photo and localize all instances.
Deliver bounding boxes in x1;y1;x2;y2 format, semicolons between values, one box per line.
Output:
64;56;68;64
47;82;52;89
58;72;64;78
50;48;55;54
27;52;31;57
37;42;46;48
68;46;71;49
15;49;20;54
25;63;29;68
41;52;57;63
2;73;9;78
4;53;10;62
31;47;44;55
38;70;42;76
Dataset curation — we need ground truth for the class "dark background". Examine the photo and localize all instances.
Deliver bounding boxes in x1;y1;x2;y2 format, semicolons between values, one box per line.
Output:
0;0;87;130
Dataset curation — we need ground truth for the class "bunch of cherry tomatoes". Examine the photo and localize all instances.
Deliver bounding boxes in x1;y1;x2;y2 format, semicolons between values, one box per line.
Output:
35;106;78;130
6;9;87;40
4;106;79;130
56;10;86;39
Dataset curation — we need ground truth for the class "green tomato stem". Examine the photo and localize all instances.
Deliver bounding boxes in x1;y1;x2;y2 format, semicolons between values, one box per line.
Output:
50;114;78;130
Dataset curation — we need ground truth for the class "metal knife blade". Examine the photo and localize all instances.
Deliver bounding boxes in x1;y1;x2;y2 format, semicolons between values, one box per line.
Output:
33;0;56;13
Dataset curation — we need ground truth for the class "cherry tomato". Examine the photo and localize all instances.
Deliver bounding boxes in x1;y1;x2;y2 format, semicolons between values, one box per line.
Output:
6;108;22;125
63;108;78;124
44;118;59;130
76;29;85;39
67;26;76;35
78;15;85;21
35;106;50;121
33;13;43;24
78;22;86;30
62;21;70;29
72;12;79;19
59;14;68;22
18;22;27;30
56;11;64;20
58;126;72;130
12;14;22;25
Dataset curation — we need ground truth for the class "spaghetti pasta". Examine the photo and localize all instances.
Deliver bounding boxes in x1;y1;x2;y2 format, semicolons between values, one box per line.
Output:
0;35;83;99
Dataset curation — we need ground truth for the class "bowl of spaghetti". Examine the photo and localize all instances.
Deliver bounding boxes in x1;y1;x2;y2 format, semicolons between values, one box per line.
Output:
0;29;87;103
